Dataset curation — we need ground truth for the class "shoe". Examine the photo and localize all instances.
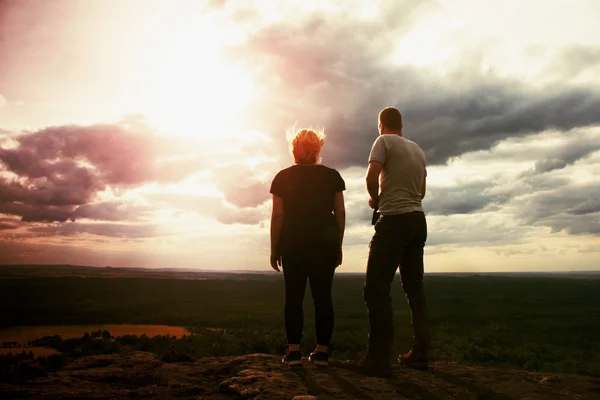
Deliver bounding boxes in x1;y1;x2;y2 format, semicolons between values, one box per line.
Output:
398;349;429;370
309;351;329;366
282;349;302;366
358;354;392;377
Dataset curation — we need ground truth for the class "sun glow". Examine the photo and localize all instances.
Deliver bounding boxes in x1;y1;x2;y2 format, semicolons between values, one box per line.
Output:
133;12;257;140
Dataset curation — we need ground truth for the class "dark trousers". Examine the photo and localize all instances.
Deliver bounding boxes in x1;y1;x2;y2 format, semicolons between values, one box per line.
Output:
282;256;336;346
363;211;430;360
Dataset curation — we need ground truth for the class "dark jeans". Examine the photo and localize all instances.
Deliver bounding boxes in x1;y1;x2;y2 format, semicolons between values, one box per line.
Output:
282;255;336;346
363;211;430;360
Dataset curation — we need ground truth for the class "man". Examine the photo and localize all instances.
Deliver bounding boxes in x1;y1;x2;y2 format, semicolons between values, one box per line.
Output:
360;106;430;376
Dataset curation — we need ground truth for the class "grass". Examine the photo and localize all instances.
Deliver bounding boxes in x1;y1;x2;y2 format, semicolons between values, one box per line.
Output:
1;269;599;376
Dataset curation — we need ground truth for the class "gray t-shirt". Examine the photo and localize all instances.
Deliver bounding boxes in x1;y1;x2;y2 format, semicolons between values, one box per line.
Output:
368;134;427;215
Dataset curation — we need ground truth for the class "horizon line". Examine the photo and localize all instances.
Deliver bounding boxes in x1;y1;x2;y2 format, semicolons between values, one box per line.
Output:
1;263;599;275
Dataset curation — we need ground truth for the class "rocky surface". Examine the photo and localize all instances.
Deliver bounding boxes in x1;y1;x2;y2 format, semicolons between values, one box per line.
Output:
2;352;600;399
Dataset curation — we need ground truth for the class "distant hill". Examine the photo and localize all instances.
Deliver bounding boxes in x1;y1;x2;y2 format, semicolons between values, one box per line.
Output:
1;264;599;280
0;264;278;280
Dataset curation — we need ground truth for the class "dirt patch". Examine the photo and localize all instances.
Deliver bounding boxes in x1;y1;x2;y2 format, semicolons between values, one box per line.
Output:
0;325;191;345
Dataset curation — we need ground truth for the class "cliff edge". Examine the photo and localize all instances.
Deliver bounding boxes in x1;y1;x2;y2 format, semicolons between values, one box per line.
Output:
1;351;599;399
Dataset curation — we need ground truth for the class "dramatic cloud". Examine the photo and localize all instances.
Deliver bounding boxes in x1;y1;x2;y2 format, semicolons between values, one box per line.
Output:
27;222;159;239
0;123;199;185
0;216;19;230
1;0;600;271
219;6;600;169
70;202;149;222
214;164;271;208
0;122;205;222
549;45;600;79
425;181;512;216
216;205;268;226
0;202;75;223
144;192;268;226
517;182;600;235
518;130;600;176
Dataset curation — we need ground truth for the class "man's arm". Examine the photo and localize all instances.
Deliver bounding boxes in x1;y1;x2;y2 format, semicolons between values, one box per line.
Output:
366;161;383;208
420;175;426;200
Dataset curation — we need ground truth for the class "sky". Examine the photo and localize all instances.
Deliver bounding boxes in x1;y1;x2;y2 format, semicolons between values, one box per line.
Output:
1;0;599;272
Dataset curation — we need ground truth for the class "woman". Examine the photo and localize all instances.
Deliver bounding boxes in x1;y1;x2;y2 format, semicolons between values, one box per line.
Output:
269;128;346;367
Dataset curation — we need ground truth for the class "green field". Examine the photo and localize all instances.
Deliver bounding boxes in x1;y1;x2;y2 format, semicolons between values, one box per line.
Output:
1;266;599;377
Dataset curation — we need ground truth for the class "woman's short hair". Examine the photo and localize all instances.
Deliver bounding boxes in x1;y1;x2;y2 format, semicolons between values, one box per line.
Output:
291;128;325;165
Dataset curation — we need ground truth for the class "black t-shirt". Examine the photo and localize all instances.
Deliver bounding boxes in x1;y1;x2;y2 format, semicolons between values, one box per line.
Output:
270;164;345;261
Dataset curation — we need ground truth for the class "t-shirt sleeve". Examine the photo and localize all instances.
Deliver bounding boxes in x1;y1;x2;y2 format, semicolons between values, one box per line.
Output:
332;170;346;192
270;171;286;198
368;136;386;164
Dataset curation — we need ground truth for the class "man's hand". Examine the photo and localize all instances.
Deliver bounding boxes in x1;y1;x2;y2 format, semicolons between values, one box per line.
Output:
368;196;379;209
336;246;343;268
270;253;282;272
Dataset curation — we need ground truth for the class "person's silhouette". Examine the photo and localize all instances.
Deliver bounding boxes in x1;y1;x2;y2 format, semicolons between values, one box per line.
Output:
360;107;430;376
269;128;346;367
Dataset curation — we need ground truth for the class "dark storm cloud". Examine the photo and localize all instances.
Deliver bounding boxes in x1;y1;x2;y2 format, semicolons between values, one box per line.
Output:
425;225;522;247
0;123;197;185
424;181;512;216
519;133;600;176
517;182;600;235
0;123;204;223
344;179;512;228
532;158;568;174
0;201;75;222
222;6;600;169
423;173;600;237
345;178;512;227
0;117;279;228
0;162;103;206
0;217;19;230
404;88;600;166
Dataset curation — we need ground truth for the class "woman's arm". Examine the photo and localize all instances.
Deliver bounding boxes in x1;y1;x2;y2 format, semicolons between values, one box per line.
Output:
270;194;284;271
333;191;346;247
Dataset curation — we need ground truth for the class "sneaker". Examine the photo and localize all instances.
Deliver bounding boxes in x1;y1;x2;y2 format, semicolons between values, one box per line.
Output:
358;355;392;377
282;349;302;366
398;349;429;370
308;351;329;366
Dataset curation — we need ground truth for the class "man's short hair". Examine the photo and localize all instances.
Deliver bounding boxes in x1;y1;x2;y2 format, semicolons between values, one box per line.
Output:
379;107;403;130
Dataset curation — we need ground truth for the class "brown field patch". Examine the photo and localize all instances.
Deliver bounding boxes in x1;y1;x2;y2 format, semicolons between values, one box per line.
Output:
0;325;191;345
0;346;60;357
